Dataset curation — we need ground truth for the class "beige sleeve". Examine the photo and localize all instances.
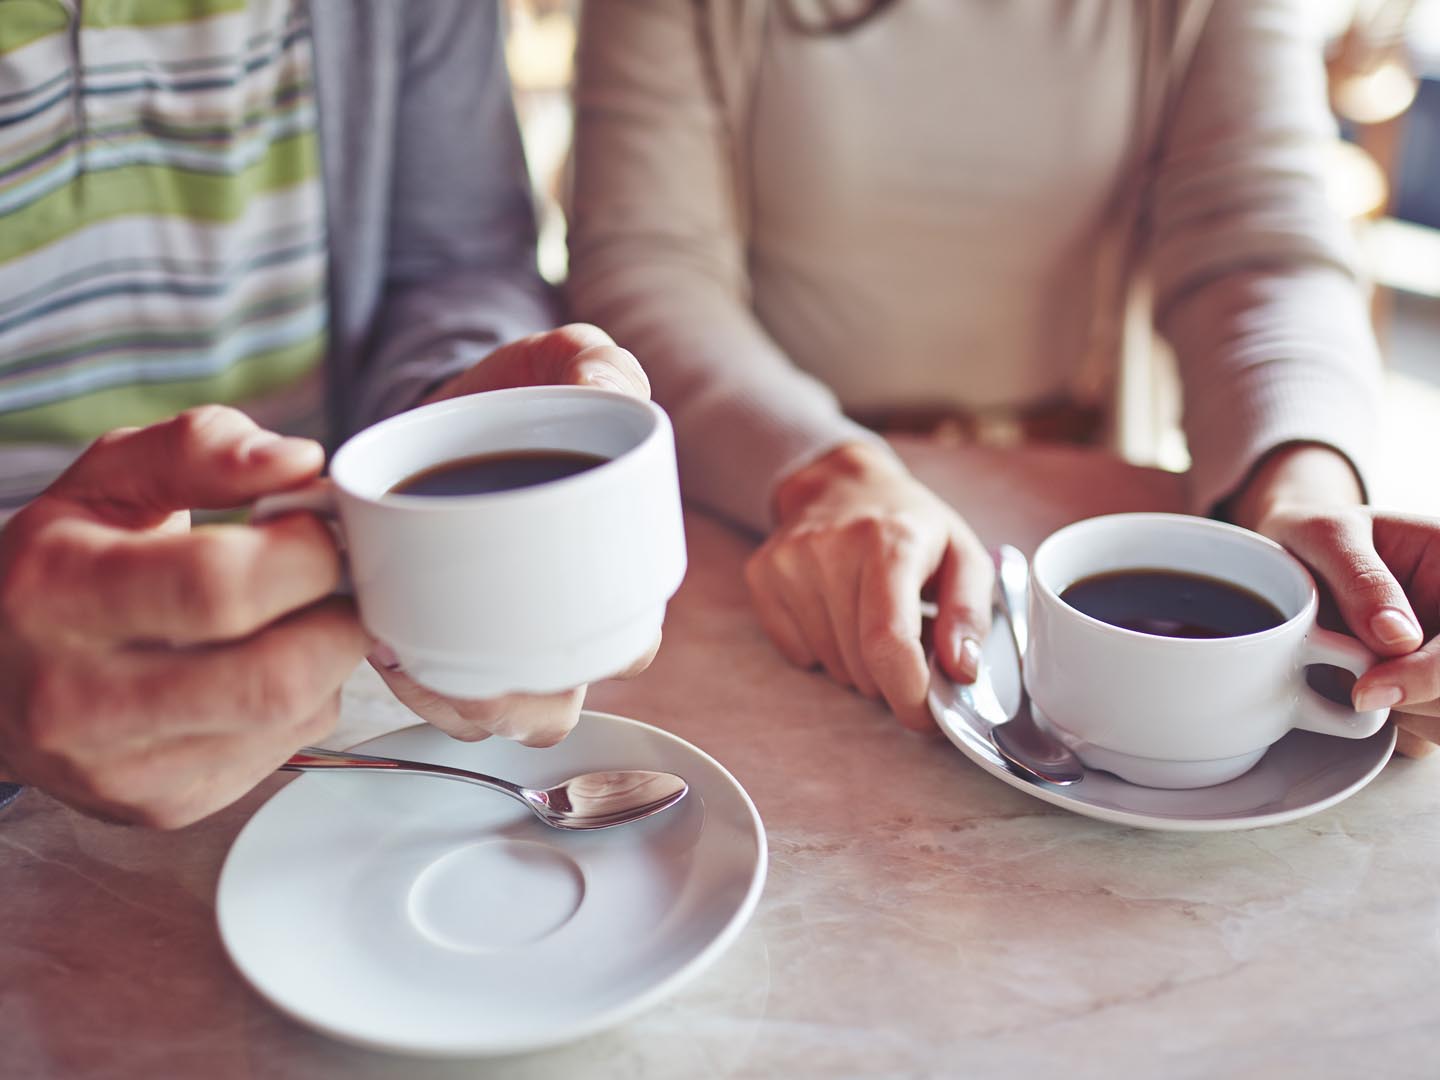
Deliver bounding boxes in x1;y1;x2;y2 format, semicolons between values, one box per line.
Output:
1149;0;1383;514
565;0;886;535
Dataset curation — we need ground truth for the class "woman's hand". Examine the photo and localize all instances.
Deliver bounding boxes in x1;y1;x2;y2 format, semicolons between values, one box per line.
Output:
747;442;993;731
1229;444;1440;756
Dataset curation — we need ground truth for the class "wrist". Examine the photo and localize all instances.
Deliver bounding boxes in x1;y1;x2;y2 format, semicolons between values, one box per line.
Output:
773;441;903;522
1226;442;1365;532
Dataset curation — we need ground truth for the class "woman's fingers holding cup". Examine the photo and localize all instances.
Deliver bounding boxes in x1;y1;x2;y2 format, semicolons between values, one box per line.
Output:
1268;509;1424;657
1394;708;1440;758
1352;634;1440;716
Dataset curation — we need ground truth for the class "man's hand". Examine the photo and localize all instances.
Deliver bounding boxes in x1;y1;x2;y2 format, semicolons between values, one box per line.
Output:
0;407;370;826
422;323;650;404
373;324;658;745
747;442;993;731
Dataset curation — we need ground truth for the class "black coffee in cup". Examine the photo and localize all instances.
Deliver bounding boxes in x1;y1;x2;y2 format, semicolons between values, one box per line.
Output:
1059;569;1285;639
389;449;607;497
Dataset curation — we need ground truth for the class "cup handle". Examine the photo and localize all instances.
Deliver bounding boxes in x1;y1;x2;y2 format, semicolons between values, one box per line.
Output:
1293;628;1391;739
251;478;339;525
250;480;352;595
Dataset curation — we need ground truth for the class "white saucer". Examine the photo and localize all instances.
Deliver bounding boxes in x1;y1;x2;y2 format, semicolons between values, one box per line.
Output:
216;712;767;1058
927;609;1396;832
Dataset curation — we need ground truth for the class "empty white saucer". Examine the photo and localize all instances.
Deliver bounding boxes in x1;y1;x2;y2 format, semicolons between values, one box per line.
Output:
217;712;766;1057
928;608;1396;832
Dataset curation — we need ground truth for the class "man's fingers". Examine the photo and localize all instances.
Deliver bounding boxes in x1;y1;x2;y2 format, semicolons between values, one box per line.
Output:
14;513;343;646
567;347;650;400
15;603;363;818
425;324;650;402
1354;635;1440;715
479;688;586;747
856;550;932;731
84;697;341;828
611;632;662;680
1284;514;1423;656
124;598;370;738
932;537;994;684
373;662;587;747
368;661;473;735
50;406;324;522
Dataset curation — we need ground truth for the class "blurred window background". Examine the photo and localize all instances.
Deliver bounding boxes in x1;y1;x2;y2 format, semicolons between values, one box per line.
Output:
504;0;1439;512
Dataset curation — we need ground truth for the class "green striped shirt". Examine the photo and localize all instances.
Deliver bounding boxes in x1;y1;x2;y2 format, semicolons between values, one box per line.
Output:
0;0;327;510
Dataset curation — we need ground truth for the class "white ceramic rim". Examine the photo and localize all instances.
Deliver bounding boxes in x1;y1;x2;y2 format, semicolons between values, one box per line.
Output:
329;386;666;511
215;712;769;1058
1030;512;1318;647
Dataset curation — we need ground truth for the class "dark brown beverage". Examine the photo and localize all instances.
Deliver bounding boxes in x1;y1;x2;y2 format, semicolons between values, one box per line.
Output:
389;449;607;497
1059;569;1286;639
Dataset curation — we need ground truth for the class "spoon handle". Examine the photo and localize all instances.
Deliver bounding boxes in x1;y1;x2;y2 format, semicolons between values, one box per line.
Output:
995;545;1031;656
281;746;529;802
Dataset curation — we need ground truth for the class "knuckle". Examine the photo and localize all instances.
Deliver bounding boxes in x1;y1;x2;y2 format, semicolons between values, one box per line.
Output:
295;697;340;744
860;622;910;668
168;406;254;470
0;548;43;636
169;404;239;443
513;693;582;747
1341;565;1400;604
1294;514;1349;548
178;533;255;637
743;552;770;593
552;322;615;352
127;795;198;831
945;602;990;631
88;425;142;456
22;663;83;758
763;538;810;582
253;657;312;723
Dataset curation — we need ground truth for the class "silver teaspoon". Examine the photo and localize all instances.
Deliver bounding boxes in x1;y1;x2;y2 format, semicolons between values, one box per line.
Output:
281;747;689;830
990;545;1085;786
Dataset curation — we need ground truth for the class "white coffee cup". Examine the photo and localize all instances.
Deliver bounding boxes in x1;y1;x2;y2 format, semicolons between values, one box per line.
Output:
1026;513;1390;789
255;386;687;699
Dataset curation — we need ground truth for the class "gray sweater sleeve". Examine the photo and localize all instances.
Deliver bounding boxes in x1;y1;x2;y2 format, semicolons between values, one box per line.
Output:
351;2;558;429
1151;0;1382;513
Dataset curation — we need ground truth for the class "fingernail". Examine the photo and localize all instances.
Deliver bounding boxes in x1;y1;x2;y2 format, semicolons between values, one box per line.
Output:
1371;608;1422;648
1354;684;1404;712
958;636;983;682
369;643;401;671
580;366;628;393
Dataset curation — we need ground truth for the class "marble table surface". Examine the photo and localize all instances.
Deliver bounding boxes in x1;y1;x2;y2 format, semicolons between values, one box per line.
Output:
5;439;1439;1080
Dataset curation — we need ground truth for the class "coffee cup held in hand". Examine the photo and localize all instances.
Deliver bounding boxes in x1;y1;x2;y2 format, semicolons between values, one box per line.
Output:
254;387;686;699
1025;513;1390;789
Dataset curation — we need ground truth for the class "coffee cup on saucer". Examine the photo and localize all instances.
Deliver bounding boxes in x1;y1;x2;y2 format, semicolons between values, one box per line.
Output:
254;386;687;699
1025;513;1391;789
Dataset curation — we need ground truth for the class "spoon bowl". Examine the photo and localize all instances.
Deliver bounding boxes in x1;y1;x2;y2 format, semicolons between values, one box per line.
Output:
281;747;688;830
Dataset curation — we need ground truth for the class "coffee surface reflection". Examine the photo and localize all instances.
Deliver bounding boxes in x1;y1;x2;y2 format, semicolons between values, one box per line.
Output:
390;449;607;497
1059;569;1286;639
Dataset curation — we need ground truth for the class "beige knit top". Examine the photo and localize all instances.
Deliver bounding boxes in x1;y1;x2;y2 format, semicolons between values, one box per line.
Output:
567;0;1382;533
